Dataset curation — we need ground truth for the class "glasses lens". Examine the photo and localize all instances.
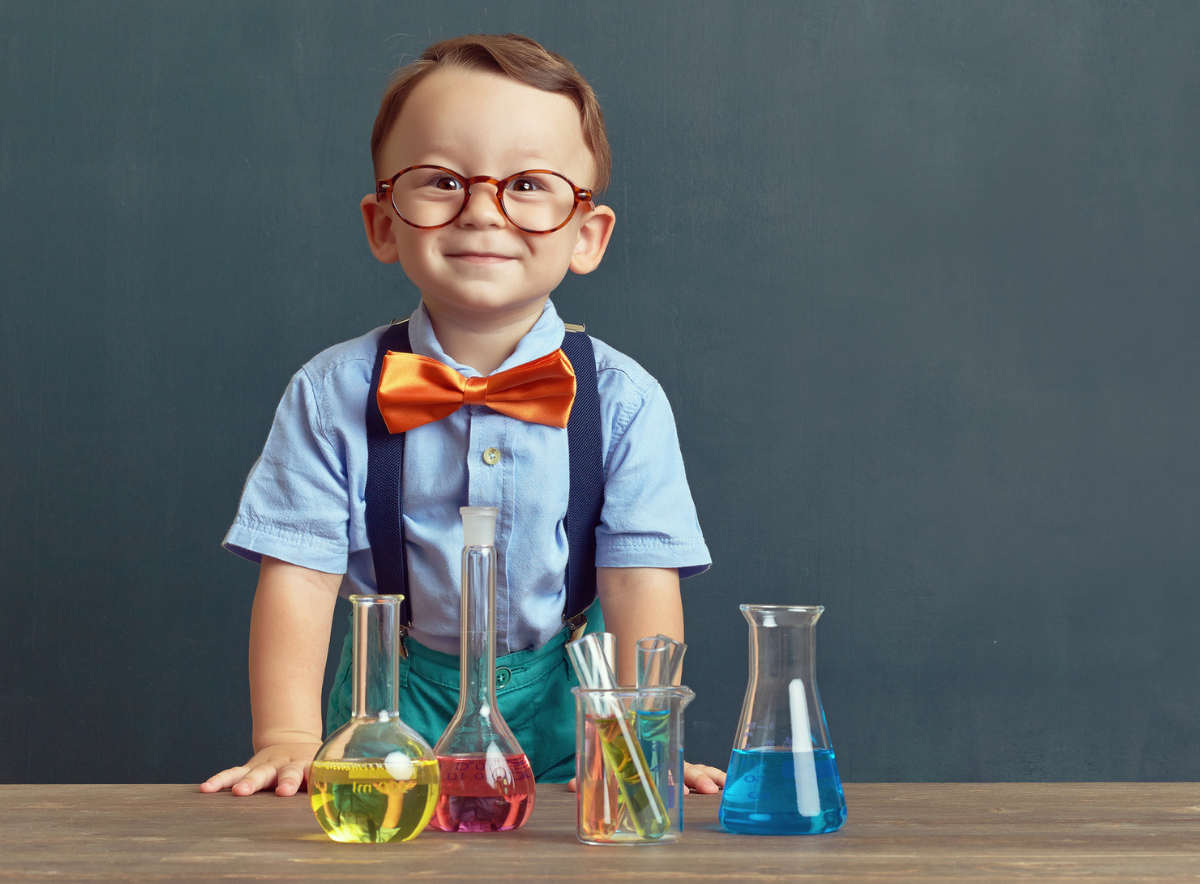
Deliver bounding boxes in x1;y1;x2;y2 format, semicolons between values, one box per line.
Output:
391;167;467;227
500;172;577;232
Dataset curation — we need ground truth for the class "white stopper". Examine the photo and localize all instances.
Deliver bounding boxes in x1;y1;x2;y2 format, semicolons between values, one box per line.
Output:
384;751;415;782
460;506;499;547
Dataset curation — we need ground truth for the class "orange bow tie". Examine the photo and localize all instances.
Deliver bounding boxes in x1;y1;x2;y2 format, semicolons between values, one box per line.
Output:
376;349;577;433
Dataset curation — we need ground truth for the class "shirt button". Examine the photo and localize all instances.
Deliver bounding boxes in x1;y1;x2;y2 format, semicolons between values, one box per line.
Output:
495;667;512;688
482;447;501;465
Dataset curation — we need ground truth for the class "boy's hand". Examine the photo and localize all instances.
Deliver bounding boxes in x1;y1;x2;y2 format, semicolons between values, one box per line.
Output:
201;558;339;798
682;761;725;793
200;741;322;797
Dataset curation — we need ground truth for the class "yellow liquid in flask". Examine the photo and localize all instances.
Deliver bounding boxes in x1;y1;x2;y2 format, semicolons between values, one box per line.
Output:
309;758;440;843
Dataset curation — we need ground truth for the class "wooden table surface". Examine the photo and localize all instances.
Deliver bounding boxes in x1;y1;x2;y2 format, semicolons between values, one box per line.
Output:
2;783;1199;882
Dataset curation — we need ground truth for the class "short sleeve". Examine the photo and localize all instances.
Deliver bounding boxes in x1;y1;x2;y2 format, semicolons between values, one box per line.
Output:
594;366;711;579
222;367;354;574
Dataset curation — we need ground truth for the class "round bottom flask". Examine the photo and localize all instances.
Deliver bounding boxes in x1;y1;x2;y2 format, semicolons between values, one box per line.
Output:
310;595;439;843
427;507;536;833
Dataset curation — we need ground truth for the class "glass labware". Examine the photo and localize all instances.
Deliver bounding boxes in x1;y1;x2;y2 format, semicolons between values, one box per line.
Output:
310;594;439;843
573;686;693;845
635;635;687;689
428;506;536;832
634;635;687;813
719;605;847;835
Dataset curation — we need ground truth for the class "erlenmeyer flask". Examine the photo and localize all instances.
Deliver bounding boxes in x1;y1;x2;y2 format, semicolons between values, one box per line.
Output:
310;594;439;842
428;506;536;832
719;605;847;835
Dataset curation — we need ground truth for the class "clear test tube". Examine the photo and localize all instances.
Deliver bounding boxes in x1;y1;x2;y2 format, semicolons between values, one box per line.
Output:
570;633;619;839
634;636;687;809
636;635;687;689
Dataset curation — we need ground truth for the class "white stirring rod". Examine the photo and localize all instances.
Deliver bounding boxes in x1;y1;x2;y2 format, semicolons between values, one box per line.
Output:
788;678;822;817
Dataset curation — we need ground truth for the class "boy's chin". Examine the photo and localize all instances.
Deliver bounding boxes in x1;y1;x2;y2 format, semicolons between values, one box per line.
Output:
420;290;553;324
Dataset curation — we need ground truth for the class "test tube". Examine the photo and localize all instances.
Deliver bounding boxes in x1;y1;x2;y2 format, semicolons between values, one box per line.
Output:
636;635;687;688
569;633;618;837
634;636;687;810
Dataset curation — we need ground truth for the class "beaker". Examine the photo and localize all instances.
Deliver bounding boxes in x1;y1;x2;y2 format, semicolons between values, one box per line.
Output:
428;507;536;832
573;686;693;845
310;594;439;843
719;605;847;835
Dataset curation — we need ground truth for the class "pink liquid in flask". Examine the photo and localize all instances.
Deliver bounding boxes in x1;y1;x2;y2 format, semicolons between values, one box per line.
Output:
429;753;536;832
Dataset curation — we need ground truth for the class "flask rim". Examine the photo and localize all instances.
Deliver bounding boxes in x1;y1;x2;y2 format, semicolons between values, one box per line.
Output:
739;604;824;614
571;685;695;700
348;593;404;606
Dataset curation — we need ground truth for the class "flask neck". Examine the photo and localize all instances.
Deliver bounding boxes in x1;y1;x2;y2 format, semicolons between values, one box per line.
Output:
748;619;818;686
457;544;498;713
350;595;401;719
743;605;822;686
434;542;526;758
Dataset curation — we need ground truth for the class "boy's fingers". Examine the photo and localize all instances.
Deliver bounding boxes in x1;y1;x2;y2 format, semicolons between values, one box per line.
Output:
566;777;578;793
683;763;726;794
202;749;319;797
275;763;307;796
199;766;251;793
231;763;280;796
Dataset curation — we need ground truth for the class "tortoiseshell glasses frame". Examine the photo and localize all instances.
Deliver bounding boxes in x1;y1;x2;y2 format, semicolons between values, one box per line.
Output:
375;165;595;234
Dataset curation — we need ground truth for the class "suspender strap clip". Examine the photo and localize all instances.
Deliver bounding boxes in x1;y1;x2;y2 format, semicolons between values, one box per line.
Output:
565;609;589;643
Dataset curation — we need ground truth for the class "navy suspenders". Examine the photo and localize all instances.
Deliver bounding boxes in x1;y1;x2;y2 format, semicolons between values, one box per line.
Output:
559;326;604;633
364;320;604;643
363;322;414;626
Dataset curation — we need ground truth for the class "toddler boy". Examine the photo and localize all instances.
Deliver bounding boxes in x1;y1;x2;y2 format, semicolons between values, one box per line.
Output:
202;33;722;795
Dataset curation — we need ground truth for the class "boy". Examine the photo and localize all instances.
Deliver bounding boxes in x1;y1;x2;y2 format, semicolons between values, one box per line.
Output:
202;34;723;796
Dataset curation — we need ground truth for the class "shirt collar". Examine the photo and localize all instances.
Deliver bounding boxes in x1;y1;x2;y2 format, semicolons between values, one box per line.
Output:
406;300;566;378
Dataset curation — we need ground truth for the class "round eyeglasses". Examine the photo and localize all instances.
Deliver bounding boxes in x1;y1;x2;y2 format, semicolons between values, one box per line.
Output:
376;166;594;234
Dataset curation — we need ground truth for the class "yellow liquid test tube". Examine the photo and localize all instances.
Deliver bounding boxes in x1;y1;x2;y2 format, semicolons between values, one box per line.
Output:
591;713;669;840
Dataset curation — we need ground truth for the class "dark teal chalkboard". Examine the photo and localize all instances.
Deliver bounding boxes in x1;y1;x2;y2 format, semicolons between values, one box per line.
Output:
3;1;1199;784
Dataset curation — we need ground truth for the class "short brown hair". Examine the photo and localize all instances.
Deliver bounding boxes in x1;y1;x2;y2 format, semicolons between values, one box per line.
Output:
370;34;612;193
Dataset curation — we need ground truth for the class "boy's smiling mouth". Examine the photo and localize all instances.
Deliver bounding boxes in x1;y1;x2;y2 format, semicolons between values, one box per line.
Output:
445;251;517;263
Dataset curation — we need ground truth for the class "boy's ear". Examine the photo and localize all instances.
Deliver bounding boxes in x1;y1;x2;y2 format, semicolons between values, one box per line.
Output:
569;205;616;275
360;194;401;264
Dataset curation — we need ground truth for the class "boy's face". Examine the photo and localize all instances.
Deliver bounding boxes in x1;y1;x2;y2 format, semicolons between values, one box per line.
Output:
363;67;614;332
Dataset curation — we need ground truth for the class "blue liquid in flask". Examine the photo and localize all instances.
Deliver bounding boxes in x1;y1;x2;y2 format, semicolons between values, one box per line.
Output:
719;747;847;835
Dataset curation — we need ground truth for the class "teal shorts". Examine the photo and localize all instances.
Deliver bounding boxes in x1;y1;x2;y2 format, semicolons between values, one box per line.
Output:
325;601;604;783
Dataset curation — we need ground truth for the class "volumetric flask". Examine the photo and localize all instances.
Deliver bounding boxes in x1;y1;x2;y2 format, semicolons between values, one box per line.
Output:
573;686;693;845
719;605;846;835
428;507;536;832
310;595;439;843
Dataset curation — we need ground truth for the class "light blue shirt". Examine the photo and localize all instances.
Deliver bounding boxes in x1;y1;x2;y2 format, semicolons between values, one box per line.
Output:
224;301;710;655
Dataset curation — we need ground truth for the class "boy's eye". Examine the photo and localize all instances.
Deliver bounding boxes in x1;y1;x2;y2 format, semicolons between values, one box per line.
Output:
505;174;566;200
404;170;463;192
507;177;541;193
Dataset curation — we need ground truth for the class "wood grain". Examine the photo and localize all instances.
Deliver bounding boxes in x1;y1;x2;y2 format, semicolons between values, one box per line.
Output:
1;783;1198;881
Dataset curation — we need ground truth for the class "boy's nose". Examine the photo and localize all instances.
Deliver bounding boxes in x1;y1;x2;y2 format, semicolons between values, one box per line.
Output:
458;182;508;228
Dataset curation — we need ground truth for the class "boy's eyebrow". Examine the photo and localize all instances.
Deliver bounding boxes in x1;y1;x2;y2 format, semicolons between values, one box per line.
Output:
396;152;572;174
